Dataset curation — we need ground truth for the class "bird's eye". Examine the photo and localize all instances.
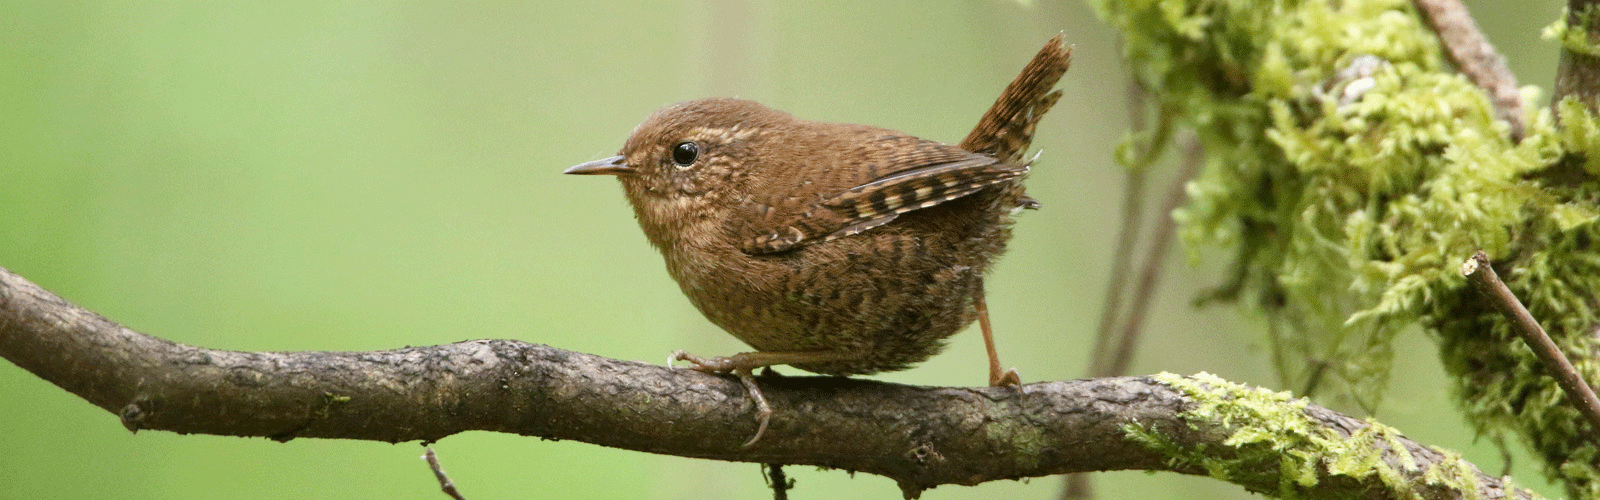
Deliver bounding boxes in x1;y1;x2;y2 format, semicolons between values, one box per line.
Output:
671;141;699;167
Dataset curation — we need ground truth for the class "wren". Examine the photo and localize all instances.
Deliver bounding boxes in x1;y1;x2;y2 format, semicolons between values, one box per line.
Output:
566;35;1071;445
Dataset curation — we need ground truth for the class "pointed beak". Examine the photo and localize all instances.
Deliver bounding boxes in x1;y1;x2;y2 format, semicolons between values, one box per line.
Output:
564;155;632;176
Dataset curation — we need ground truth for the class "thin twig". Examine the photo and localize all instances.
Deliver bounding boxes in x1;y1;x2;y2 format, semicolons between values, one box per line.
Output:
1103;137;1204;377
1088;94;1176;377
1410;0;1526;141
1090;78;1152;373
764;463;792;500
424;447;467;500
1461;251;1600;439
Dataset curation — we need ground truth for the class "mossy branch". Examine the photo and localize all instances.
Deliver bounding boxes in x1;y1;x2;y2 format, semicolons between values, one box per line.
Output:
0;266;1532;499
1553;0;1600;115
1090;0;1600;496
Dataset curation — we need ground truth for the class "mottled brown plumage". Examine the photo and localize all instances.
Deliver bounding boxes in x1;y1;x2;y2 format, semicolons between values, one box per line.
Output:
566;35;1071;444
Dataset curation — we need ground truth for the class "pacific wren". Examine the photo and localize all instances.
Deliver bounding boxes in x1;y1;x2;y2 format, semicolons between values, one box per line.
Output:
567;35;1070;444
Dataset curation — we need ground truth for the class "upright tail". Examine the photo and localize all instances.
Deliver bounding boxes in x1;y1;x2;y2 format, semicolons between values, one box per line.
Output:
961;35;1071;388
960;34;1072;164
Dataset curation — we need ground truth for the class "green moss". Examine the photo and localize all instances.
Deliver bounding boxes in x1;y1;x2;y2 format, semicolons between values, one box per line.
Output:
1132;373;1526;499
1545;6;1600;58
1091;0;1600;496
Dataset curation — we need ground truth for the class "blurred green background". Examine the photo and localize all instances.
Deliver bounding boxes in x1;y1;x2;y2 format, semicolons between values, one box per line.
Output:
0;1;1566;498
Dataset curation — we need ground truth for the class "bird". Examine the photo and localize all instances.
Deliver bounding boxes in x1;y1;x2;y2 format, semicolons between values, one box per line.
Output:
565;35;1071;446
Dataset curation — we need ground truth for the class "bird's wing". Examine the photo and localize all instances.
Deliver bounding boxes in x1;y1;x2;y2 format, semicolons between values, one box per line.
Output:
730;136;1026;255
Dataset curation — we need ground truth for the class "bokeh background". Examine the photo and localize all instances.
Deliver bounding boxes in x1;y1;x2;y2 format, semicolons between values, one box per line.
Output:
0;1;1566;498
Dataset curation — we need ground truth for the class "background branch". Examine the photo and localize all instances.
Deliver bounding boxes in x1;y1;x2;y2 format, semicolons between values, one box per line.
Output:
1098;136;1202;380
1556;0;1600;115
0;266;1530;499
1411;0;1526;140
424;447;468;500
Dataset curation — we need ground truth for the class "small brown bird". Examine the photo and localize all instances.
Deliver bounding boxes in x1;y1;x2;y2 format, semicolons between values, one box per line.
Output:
567;35;1070;445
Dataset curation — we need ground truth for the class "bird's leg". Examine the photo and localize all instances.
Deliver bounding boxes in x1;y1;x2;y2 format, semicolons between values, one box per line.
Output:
669;349;859;446
975;279;1020;387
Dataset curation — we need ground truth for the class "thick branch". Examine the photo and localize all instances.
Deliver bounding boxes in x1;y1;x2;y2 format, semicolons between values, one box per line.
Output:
0;266;1525;499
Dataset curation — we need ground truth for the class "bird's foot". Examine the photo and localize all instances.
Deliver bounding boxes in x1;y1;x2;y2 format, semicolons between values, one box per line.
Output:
669;351;772;447
990;367;1022;388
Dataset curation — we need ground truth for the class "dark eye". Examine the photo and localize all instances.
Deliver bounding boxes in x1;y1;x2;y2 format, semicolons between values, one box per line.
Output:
671;141;699;167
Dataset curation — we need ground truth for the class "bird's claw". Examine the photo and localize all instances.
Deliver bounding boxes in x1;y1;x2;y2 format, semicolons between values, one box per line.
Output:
991;367;1022;388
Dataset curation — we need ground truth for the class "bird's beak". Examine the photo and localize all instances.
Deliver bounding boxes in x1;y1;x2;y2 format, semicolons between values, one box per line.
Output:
564;155;632;176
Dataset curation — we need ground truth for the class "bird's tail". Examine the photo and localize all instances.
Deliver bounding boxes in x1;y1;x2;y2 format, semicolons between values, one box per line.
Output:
959;34;1072;164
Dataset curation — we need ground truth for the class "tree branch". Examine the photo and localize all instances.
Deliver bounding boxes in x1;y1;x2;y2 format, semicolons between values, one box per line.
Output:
424;447;468;500
0;266;1529;499
1461;251;1600;439
1411;0;1526;140
1555;0;1600;115
1099;136;1202;379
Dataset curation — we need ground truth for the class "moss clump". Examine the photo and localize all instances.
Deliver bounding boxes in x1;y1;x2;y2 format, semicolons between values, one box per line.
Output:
1128;373;1518;499
1089;0;1600;496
